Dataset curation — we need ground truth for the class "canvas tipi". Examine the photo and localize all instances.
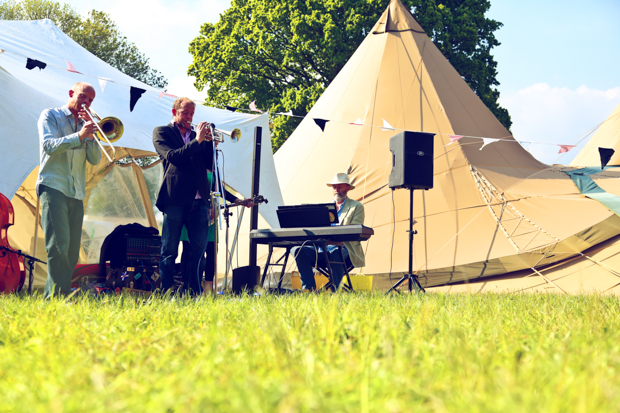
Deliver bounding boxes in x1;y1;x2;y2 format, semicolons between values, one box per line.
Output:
275;0;620;293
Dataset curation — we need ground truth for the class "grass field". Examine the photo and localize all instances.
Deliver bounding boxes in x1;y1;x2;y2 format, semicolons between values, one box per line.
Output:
1;292;619;412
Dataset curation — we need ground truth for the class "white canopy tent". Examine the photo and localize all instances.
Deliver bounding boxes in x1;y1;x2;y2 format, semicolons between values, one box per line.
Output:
0;19;283;287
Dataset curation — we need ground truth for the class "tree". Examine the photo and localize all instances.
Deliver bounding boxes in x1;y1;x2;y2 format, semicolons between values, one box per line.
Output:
188;0;510;152
0;0;167;89
72;10;167;89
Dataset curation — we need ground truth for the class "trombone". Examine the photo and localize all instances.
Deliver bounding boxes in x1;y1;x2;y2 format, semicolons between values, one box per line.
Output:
81;103;123;163
192;122;241;143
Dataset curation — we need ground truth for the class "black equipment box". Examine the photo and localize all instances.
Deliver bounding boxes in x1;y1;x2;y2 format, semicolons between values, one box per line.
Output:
123;234;161;267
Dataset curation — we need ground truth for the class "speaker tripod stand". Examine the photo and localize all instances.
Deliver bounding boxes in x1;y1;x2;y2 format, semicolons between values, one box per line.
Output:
386;188;425;294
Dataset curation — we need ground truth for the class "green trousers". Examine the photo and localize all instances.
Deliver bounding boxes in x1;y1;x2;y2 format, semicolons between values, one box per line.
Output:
39;185;84;298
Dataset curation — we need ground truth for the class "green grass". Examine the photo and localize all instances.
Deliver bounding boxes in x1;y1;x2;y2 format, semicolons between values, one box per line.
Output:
1;292;619;412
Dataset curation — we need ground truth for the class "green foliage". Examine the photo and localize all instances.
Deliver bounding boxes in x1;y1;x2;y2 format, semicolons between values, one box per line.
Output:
72;10;168;89
0;0;80;32
1;293;619;411
189;0;511;153
0;0;167;89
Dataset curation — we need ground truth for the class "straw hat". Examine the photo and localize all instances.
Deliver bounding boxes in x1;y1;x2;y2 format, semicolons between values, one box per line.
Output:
326;173;355;189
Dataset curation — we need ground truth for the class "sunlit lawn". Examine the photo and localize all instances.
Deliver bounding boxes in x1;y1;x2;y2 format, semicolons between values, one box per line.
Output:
1;292;619;412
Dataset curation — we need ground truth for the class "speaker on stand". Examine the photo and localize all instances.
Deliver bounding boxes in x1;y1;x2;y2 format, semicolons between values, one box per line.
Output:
386;131;435;294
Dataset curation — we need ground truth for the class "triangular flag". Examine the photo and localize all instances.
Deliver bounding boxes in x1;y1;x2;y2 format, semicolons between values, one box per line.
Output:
225;106;238;112
480;138;499;150
313;118;329;132
447;135;463;145
249;101;263;113
98;77;113;92
0;49;4;55
66;60;81;74
279;110;293;116
381;119;395;131
129;87;146;112
599;147;615;169
158;91;177;99
557;145;576;154
26;58;46;70
519;141;531;151
350;118;363;126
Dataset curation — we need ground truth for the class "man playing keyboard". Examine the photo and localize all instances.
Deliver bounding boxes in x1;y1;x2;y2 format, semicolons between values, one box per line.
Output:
290;173;365;291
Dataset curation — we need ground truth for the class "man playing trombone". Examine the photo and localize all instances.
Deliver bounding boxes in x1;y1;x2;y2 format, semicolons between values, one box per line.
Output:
153;97;214;296
36;82;101;298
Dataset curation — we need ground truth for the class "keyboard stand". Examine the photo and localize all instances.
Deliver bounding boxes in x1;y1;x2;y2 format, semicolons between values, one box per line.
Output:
260;240;354;292
260;244;291;290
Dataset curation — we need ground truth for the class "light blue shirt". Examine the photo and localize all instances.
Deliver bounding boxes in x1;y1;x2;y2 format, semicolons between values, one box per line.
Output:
332;198;346;226
36;105;102;200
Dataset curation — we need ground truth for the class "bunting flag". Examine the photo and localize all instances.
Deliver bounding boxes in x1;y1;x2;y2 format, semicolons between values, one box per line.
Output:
0;49;4;55
381;119;395;131
447;135;463;145
98;77;113;92
129;87;146;112
350;118;363;126
480;138;499;150
313;118;328;132
518;141;531;151
66;60;81;74
249;100;263;113
599;147;615;169
225;106;238;112
277;109;293;116
158;91;177;99
25;58;46;70
558;144;576;154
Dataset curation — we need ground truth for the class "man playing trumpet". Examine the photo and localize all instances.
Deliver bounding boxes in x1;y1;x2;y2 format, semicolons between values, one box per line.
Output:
36;82;101;298
153;97;215;296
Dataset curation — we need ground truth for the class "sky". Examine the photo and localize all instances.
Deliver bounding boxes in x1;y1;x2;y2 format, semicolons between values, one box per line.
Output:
58;0;620;165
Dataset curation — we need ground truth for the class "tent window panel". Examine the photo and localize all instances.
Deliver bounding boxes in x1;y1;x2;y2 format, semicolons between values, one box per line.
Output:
142;163;164;230
81;166;151;263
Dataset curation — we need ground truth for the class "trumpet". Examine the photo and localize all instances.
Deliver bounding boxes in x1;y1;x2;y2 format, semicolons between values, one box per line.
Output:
192;122;241;143
81;104;122;163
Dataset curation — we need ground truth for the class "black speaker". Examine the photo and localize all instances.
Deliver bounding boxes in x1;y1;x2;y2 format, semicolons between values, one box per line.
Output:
388;131;435;190
232;265;260;294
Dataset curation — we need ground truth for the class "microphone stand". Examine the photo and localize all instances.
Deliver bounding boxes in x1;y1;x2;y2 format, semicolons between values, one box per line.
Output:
209;129;226;293
222;200;233;292
0;245;46;294
223;205;245;290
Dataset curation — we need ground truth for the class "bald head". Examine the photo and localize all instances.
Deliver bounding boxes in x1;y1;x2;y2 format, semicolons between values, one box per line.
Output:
67;82;96;115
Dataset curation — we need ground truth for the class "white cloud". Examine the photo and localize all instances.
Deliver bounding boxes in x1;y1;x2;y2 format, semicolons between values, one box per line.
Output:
500;83;620;165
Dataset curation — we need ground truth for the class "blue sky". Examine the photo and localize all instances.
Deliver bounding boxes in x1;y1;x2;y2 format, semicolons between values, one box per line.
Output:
488;0;620;163
62;0;620;164
488;0;620;92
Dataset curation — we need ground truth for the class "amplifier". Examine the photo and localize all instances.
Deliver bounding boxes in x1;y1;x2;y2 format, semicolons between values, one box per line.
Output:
123;234;161;267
